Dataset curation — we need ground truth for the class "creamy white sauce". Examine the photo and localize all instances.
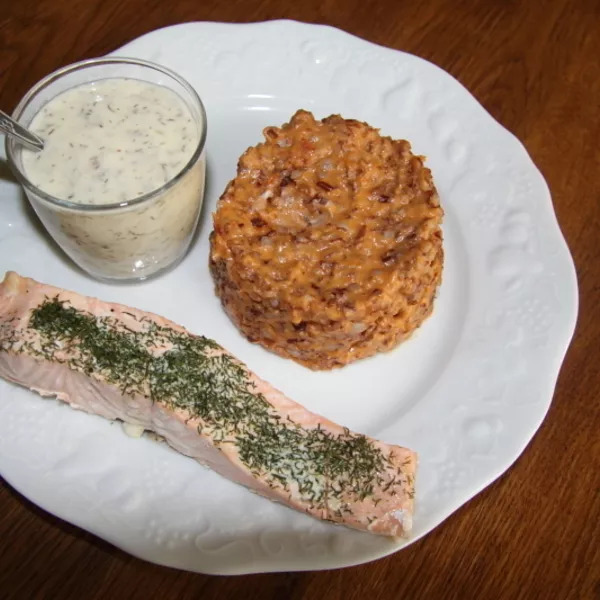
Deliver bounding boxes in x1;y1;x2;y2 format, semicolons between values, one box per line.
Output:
20;78;206;280
122;422;145;438
23;78;198;204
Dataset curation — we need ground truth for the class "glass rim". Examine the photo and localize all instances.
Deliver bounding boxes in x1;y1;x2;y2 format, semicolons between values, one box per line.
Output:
5;56;207;212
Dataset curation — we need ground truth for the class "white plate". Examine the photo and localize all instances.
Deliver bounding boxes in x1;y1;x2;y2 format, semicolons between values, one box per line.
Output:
0;21;577;574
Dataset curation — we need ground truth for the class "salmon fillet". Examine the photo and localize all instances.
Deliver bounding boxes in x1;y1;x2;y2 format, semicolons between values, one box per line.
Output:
0;272;416;536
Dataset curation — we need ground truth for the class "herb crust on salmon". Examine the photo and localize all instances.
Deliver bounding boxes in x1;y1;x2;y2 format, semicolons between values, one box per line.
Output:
0;272;416;536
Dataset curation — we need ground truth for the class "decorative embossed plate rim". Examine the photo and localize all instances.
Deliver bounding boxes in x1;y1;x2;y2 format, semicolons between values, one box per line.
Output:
0;21;577;574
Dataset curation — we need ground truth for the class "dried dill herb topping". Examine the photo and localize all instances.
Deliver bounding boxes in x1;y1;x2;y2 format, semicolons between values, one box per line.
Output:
4;297;408;515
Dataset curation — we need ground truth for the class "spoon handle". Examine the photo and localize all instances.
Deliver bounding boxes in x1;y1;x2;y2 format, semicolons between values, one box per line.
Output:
0;109;44;152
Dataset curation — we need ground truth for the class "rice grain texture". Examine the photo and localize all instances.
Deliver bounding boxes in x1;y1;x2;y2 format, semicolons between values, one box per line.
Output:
209;110;443;370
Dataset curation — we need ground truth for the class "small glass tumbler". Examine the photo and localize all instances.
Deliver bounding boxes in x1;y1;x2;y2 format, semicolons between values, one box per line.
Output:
6;57;207;282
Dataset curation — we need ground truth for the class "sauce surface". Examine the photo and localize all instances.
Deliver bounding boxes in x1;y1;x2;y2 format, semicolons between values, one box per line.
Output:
22;78;199;204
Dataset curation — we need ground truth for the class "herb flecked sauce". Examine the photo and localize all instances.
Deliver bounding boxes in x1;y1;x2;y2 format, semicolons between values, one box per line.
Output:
21;79;205;279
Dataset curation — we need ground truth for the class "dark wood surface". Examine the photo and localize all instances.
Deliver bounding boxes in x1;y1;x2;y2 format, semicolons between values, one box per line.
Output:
1;1;599;598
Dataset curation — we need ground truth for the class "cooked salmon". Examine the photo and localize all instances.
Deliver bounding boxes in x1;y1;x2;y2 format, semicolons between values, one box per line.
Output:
0;272;416;536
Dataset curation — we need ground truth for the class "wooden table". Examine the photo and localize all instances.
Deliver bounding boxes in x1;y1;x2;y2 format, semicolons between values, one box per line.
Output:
1;1;598;598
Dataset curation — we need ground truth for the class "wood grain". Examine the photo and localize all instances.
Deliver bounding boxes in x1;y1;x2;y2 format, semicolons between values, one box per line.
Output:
1;0;599;598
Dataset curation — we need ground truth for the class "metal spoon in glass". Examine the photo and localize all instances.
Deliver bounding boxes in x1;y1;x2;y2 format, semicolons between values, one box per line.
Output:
0;109;44;151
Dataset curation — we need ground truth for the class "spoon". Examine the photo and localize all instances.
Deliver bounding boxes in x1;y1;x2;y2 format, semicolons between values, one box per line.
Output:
0;109;44;151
